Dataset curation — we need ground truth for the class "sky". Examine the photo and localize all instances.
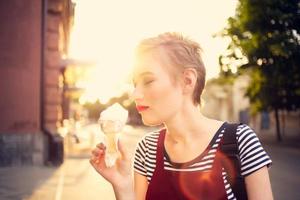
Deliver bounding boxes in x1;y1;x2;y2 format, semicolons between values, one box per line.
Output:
68;0;238;104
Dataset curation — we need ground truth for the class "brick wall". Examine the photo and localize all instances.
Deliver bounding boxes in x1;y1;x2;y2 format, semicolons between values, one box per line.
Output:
0;0;74;166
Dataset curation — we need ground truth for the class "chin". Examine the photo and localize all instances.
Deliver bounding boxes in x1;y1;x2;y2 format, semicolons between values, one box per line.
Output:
141;117;163;127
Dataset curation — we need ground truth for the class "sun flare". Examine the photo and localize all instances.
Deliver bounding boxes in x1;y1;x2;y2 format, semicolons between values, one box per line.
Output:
69;0;237;104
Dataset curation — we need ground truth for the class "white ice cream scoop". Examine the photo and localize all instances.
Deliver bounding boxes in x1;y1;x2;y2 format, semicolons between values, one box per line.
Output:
98;103;128;167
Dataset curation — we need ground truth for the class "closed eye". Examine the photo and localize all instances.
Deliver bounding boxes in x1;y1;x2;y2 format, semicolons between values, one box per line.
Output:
144;80;154;85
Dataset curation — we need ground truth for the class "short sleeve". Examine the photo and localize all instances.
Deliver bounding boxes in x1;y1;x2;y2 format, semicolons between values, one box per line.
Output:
237;124;272;177
133;137;147;176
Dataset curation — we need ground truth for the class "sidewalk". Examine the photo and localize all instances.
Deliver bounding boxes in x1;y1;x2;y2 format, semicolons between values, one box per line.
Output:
253;125;300;199
0;158;115;200
0;165;58;200
0;125;151;200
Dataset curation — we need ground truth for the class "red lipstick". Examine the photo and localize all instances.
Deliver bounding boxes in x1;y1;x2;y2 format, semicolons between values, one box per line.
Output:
136;105;149;112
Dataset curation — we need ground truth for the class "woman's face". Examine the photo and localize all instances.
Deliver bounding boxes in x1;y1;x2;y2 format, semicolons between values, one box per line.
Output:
132;49;184;126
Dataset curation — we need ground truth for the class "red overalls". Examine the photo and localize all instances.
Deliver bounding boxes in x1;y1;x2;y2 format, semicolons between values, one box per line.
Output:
146;129;228;200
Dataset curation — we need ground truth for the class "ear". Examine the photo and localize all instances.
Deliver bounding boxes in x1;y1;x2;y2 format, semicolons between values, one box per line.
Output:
181;68;197;94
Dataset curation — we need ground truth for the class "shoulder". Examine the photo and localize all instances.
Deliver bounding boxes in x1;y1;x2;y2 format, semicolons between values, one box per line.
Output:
235;123;257;140
234;124;272;176
138;129;161;145
134;128;163;181
135;129;161;153
236;123;253;133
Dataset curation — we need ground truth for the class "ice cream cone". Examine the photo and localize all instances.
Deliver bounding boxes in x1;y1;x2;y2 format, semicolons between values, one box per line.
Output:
98;103;128;167
105;132;118;154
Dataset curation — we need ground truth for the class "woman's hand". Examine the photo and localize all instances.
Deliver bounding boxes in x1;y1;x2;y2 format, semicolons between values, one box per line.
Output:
90;138;134;198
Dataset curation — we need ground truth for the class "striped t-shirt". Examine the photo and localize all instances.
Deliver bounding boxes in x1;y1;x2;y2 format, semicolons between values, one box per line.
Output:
134;123;272;200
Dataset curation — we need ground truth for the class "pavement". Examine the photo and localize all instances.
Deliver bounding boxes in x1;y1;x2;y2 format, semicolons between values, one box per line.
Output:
0;124;299;200
265;143;300;200
0;125;156;200
256;127;300;200
0;158;115;200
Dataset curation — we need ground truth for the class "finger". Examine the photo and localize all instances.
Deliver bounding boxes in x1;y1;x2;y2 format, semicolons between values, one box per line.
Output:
90;154;105;168
91;148;105;157
97;143;106;150
89;155;97;166
90;158;108;175
90;154;100;162
90;154;96;162
90;158;101;170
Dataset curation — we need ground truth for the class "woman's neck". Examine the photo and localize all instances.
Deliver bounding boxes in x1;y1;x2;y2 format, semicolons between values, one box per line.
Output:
163;103;210;144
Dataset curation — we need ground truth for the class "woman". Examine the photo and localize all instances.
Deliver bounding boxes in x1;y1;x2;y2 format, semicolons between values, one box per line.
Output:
90;32;273;200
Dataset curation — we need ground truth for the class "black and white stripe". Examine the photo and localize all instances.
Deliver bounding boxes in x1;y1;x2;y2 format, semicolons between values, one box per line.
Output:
134;124;272;200
236;124;272;176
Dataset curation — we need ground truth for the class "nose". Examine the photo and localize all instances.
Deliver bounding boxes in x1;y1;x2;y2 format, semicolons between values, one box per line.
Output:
131;87;144;102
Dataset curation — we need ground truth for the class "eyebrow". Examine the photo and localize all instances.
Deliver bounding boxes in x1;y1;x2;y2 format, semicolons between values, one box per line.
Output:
132;71;154;84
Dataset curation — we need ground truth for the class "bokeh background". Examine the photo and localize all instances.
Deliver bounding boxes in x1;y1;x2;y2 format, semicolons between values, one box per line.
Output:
0;0;299;199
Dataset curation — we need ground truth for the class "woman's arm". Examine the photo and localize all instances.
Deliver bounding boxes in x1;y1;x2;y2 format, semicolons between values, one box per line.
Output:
134;171;148;200
245;166;273;200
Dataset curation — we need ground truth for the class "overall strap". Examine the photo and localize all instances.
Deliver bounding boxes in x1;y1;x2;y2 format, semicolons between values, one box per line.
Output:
220;123;248;200
156;129;166;170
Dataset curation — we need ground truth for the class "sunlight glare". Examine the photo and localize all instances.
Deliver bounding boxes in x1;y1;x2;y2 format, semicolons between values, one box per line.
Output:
69;0;237;103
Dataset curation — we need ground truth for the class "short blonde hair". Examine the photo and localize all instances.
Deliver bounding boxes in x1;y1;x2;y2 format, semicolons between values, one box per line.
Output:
136;32;206;105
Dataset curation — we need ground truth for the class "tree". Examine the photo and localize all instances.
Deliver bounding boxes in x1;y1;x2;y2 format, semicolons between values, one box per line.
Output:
220;0;300;141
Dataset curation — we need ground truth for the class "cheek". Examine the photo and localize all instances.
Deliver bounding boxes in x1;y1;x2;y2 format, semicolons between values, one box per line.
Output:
144;86;165;100
146;83;182;111
145;82;176;103
141;86;182;126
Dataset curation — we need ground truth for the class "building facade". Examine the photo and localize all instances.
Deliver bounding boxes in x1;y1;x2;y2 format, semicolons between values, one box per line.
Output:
0;0;74;166
202;75;300;140
201;75;251;123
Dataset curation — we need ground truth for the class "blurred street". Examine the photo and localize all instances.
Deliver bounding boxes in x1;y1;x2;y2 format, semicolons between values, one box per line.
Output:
266;144;300;200
0;124;299;200
0;158;114;200
0;124;157;200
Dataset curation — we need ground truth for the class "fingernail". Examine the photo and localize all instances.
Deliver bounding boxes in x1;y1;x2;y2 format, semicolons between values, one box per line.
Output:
97;143;104;148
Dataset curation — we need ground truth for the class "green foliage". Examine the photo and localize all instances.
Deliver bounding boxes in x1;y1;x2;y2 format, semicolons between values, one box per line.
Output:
209;71;237;86
221;0;300;113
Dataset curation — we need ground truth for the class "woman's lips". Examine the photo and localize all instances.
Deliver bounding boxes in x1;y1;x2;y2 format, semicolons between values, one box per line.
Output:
136;105;149;112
